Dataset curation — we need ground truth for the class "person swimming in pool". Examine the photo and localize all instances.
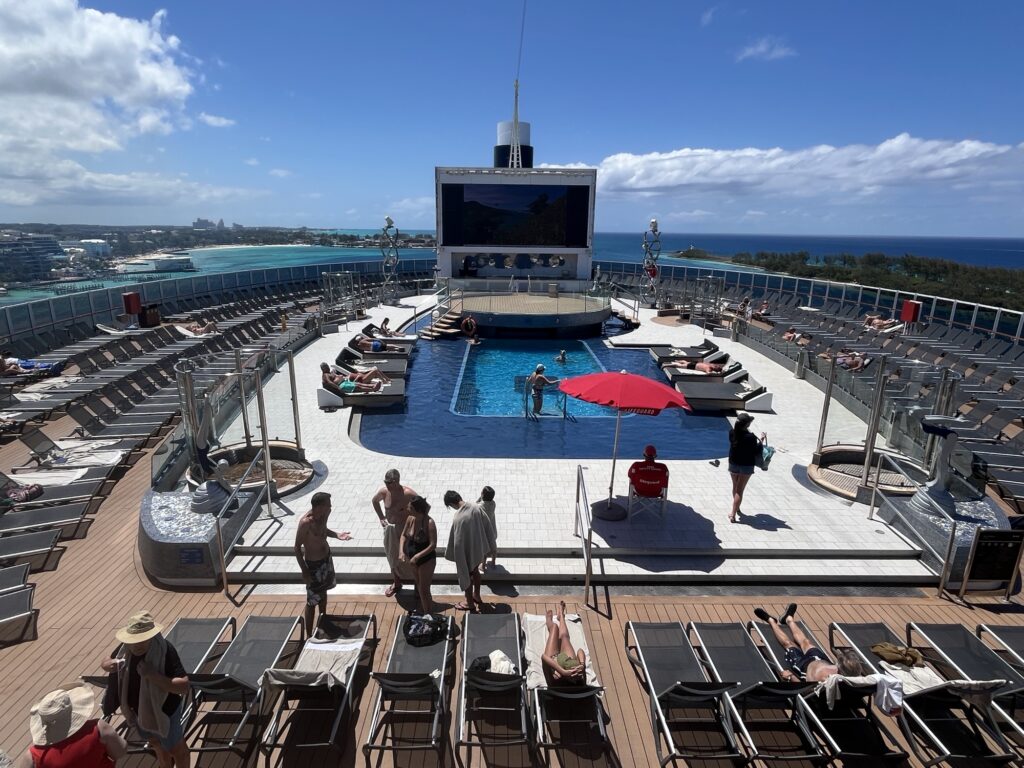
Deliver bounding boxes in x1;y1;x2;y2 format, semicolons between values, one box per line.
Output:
526;364;560;415
554;350;567;363
542;601;587;686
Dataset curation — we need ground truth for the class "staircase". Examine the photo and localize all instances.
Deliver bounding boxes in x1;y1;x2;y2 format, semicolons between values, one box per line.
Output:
419;310;465;340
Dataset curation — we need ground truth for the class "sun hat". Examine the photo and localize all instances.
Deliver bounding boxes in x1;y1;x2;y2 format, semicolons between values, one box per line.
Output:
736;412;754;427
643;444;657;458
29;683;95;746
535;363;545;372
115;611;163;644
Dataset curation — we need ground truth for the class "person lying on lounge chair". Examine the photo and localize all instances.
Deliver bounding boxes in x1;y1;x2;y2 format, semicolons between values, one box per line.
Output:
353;334;402;354
378;318;394;336
186;319;218;334
782;327;809;344
863;314;898;331
677;360;725;373
0;353;64;377
542;601;588;686
321;362;385;394
753;603;867;683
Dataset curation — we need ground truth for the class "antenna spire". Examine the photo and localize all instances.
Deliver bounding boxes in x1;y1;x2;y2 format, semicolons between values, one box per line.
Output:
509;1;527;169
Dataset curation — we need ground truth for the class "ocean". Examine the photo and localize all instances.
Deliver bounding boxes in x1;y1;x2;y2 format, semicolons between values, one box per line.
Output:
1;231;1022;307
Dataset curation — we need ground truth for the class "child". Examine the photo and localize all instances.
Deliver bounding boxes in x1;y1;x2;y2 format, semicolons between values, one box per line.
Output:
478;485;497;570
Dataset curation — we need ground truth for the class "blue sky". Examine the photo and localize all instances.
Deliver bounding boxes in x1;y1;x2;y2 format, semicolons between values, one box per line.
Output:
1;0;1023;236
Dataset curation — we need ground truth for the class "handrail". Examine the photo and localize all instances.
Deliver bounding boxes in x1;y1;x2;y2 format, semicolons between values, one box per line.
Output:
213;446;268;597
575;465;595;604
868;451;957;596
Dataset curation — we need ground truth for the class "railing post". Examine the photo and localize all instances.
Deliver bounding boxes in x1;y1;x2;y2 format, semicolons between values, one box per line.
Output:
287;350;303;454
214;511;230;597
255;371;275;517
815;359;838;455
235;350;253;450
861;355;889;486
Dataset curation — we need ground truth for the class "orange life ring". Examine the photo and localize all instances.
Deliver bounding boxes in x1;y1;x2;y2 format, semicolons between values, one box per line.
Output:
461;316;477;336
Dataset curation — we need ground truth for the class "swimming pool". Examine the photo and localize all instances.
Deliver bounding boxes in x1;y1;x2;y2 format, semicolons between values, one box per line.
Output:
357;335;730;460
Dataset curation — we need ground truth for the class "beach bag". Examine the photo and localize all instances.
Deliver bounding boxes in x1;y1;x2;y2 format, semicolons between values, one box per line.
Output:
404;612;447;647
871;642;923;667
756;444;776;471
3;483;43;503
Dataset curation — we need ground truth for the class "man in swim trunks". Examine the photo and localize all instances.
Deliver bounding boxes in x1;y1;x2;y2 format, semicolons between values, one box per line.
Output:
753;603;864;683
320;362;386;394
371;469;418;598
294;492;352;634
354;335;402;354
680;360;725;373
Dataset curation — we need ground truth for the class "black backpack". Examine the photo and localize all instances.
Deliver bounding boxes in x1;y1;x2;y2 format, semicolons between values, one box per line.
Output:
403;612;447;647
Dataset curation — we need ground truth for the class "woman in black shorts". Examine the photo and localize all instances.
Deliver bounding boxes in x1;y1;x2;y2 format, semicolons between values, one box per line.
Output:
728;412;766;523
399;496;437;613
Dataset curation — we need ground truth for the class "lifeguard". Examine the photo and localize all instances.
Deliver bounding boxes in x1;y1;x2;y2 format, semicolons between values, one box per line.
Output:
627;444;669;496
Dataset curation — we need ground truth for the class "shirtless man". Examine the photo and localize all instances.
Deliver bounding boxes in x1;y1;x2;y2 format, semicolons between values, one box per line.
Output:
354;335;403;354
294;492;352;634
320;362;388;394
753;603;865;683
371;469;418;598
679;360;725;374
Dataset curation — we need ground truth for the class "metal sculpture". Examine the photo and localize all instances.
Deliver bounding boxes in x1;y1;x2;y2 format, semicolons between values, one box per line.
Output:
380;215;400;301
640;218;661;305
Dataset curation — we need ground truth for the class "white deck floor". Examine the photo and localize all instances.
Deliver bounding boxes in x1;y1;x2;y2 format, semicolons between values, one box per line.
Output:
223;296;930;593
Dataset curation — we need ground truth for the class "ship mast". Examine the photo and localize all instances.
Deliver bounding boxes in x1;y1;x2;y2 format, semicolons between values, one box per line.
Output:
508;1;527;169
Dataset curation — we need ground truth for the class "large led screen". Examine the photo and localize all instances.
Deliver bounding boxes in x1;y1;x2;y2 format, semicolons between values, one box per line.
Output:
441;183;590;247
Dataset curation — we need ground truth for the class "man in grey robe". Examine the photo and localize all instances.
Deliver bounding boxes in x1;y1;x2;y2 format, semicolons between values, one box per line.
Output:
443;490;497;612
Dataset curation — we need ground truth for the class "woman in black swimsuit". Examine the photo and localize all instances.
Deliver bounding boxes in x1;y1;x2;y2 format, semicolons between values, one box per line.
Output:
399;496;437;613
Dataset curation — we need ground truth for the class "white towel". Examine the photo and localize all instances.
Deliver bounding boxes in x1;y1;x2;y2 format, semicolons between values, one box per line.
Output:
489;649;516;675
522;612;600;691
819;673;904;714
8;468;87;486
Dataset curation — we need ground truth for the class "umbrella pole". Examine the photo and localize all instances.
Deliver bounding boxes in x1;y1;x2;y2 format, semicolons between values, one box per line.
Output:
607;409;622;508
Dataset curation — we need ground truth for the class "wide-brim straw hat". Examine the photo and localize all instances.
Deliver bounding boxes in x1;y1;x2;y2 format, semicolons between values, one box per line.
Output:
29;683;94;746
736;412;754;426
115;610;163;644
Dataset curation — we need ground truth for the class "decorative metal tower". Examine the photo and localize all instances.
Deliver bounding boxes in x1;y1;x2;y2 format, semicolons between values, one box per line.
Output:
380;215;400;301
640;218;661;305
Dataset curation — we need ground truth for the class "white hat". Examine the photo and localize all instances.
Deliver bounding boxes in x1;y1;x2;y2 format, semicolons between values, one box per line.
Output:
29;684;94;746
535;363;545;372
115;610;163;644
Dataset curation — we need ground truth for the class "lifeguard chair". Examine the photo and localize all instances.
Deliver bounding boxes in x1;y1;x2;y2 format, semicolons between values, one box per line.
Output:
626;445;669;521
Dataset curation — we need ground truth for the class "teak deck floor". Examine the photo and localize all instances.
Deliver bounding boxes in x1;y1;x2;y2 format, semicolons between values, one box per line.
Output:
2;420;1024;767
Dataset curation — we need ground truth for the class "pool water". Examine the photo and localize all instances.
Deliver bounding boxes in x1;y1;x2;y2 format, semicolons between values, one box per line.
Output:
357;335;731;460
452;340;614;418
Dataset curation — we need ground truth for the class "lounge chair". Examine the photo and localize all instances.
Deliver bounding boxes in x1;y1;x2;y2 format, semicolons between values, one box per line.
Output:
624;621;750;767
0;585;35;643
361;322;419;344
0;564;29;594
0;470;106;512
335;347;408;375
16;429;138;470
0;501;89;539
674;378;774;413
522;610;608;763
749;619;909;766
455;613;529;768
189;615;302;754
662;361;744;384
345;338;412;361
829;621;1015;765
688;622;830;765
261;613;376;758
909;622;1024;747
648;340;718;365
0;529;60;571
363;613;455;766
319;378;406;410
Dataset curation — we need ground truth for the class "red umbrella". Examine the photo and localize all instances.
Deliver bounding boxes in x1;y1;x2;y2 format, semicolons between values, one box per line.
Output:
559;370;690;518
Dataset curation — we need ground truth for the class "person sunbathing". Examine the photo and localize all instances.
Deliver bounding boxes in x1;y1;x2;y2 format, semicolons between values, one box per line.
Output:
186;319;218;334
837;353;869;371
378;318;395;336
0;358;28;376
678;360;725;373
321;363;386;394
782;327;805;343
863;314;897;330
542;601;588;687
354;335;402;354
753;604;867;683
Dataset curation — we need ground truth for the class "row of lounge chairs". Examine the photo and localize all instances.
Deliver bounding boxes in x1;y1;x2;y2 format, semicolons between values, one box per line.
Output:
319;322;416;410
647;340;774;412
72;605;1024;766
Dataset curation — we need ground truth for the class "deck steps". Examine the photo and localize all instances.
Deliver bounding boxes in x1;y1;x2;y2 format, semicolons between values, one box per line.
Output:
418;310;465;340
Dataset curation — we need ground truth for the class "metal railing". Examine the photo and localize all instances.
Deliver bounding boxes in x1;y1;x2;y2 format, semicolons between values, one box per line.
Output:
867;452;957;596
574;465;595;604
213;447;270;596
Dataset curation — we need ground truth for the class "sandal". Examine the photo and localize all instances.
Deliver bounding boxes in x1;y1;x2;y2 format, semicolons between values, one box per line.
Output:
455;602;476;612
384;584;401;598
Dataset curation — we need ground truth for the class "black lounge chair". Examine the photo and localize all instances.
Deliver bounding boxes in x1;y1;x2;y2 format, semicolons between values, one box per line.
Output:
688;622;831;765
345;337;413;361
829;621;1015;766
0;501;89;539
189;615;301;754
0;470;105;512
0;529;60;571
455;613;529;768
749;619;909;766
261;613;376;759
363;613;455;766
0;585;35;642
674;379;773;413
361;322;418;344
16;429;140;470
624;621;750;767
335;347;408;375
648;340;718;365
908;622;1024;747
662;361;745;384
0;564;29;594
978;624;1024;672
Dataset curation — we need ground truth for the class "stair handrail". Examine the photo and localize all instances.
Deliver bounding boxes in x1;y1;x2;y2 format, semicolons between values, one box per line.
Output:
575;464;595;602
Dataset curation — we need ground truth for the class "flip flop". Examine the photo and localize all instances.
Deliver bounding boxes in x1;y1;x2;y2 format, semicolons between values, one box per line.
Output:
384;584;400;598
455;602;476;612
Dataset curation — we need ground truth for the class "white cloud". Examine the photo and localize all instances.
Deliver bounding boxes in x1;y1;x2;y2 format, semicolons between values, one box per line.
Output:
303;192;323;199
389;196;434;221
700;6;717;27
243;158;260;166
269;168;292;178
198;112;235;127
345;208;358;216
594;134;1018;201
0;1;256;208
667;209;715;220
736;36;797;62
744;210;767;216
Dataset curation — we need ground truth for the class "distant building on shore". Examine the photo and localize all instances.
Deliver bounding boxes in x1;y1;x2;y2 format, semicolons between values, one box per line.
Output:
193;217;217;230
60;238;112;259
0;231;63;279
